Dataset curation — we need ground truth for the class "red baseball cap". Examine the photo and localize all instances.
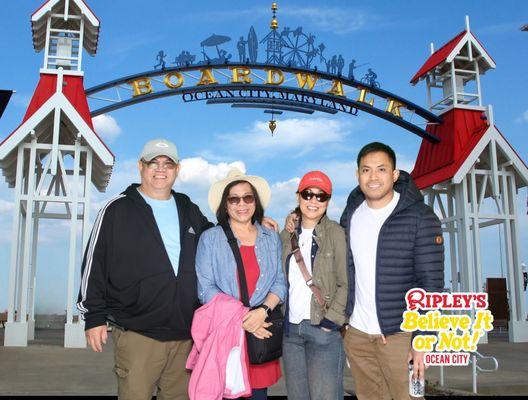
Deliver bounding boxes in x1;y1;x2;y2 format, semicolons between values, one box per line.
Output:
297;171;332;195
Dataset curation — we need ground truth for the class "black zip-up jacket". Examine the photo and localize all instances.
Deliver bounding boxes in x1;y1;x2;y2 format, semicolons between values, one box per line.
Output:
340;171;444;335
77;184;213;341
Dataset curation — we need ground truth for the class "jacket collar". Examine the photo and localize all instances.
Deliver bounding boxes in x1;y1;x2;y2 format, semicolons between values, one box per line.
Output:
294;214;330;246
346;170;422;216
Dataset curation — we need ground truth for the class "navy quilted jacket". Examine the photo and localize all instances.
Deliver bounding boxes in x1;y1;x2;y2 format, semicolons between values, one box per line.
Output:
340;171;444;335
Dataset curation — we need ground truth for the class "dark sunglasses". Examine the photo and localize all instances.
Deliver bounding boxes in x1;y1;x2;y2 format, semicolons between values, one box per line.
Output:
299;189;331;203
227;194;255;205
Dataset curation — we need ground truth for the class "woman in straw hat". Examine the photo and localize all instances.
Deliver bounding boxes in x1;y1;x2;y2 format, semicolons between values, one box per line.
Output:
195;167;287;400
280;171;348;400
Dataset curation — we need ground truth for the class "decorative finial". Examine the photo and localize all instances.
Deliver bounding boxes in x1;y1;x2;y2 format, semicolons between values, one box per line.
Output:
269;119;277;135
270;3;278;30
269;108;277;135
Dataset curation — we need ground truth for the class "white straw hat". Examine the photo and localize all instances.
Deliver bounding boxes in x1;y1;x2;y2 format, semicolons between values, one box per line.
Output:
208;167;271;214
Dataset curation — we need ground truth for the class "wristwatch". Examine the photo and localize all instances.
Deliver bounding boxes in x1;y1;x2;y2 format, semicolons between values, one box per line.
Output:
256;304;271;318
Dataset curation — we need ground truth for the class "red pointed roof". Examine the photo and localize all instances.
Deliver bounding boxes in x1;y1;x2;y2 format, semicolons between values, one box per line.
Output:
22;74;94;130
411;29;496;85
411;108;489;189
1;73;112;158
410;31;466;84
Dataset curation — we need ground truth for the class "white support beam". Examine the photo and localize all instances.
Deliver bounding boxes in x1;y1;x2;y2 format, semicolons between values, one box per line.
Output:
19;138;38;323
490;140;500;199
507;175;524;321
500;173;517;321
447;187;459;292
450;61;458;106
474;60;482;106
50;105;61;176
6;145;25;325
66;138;80;325
469;169;483;293
43;16;51;70
78;18;84;71
27;213;40;341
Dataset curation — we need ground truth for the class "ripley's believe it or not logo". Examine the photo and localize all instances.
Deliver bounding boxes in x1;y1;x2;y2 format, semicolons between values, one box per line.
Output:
401;288;493;366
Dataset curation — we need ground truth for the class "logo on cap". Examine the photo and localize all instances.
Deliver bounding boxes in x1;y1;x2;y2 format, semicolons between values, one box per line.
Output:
156;142;169;148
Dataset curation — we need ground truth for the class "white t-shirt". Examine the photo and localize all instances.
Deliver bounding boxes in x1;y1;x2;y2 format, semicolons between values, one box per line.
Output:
349;191;400;334
288;227;314;323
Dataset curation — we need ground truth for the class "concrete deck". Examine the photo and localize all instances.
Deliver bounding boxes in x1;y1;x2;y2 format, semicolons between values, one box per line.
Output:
1;328;527;396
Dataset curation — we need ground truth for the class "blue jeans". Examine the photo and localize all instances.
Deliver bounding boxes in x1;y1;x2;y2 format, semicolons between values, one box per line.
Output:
232;387;267;399
283;320;345;400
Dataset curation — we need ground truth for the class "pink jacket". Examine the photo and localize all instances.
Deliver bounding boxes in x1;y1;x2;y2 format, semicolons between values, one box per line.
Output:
186;293;252;400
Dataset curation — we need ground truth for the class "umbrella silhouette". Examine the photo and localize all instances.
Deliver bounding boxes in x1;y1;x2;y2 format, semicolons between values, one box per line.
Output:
200;34;231;60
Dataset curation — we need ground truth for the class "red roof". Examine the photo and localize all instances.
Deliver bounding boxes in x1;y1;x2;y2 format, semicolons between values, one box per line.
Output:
410;31;466;84
22;74;94;130
411;108;489;189
1;73;113;157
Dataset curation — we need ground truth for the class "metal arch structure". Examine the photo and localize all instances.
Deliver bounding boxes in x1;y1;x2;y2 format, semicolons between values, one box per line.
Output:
85;63;442;142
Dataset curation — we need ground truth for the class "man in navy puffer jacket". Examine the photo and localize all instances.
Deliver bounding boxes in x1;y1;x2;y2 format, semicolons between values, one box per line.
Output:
341;142;444;400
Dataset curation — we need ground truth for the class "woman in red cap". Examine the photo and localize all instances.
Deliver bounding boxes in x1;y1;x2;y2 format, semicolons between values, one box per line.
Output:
279;171;348;399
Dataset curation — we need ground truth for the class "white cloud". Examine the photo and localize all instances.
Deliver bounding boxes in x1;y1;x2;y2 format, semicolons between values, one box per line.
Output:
218;117;353;159
92;114;122;142
199;6;377;35
177;157;245;188
282;7;372;35
267;177;300;219
516;109;528;124
0;199;13;212
479;21;526;35
10;92;31;108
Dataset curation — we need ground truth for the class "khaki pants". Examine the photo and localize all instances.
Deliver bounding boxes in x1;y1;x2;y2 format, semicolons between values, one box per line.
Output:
344;326;422;400
113;329;192;400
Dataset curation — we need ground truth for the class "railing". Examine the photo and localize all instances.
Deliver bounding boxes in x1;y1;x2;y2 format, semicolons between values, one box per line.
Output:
439;351;499;394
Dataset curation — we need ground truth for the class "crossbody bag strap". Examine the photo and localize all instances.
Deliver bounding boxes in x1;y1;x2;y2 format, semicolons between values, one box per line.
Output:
290;231;327;310
220;223;250;307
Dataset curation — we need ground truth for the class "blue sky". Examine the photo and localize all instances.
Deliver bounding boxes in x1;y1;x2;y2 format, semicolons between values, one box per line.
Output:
0;1;527;314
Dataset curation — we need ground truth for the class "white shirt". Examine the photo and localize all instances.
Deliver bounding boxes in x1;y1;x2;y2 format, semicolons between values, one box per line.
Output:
349;191;400;334
288;227;314;323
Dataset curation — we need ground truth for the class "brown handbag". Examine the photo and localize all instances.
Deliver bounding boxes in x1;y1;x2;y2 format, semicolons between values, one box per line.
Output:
289;231;328;311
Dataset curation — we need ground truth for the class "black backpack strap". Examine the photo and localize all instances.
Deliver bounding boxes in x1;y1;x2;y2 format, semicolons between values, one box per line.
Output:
220;223;250;307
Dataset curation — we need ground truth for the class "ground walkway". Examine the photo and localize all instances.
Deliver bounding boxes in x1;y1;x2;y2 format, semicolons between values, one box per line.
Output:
1;329;527;396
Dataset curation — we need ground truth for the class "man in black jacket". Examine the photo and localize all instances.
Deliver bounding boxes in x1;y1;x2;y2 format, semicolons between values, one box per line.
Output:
76;139;213;400
341;142;444;399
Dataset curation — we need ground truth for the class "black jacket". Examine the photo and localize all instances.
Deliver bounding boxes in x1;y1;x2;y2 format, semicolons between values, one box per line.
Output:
77;184;213;341
340;171;444;335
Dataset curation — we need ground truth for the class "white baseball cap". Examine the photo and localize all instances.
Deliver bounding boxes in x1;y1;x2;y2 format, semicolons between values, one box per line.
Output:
140;139;179;163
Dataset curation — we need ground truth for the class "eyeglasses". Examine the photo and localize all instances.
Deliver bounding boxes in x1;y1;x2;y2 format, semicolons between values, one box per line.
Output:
141;159;177;170
299;189;331;203
227;195;255;205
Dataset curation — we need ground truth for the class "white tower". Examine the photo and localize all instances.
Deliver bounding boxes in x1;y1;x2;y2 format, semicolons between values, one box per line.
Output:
412;16;495;112
0;0;114;348
411;18;528;342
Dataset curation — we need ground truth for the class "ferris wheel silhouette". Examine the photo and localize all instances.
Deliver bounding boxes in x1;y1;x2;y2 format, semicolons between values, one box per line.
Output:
279;27;320;68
